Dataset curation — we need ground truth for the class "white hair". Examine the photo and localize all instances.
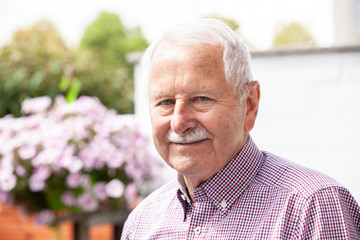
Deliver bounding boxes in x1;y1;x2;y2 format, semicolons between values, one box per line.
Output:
142;18;254;101
168;124;208;144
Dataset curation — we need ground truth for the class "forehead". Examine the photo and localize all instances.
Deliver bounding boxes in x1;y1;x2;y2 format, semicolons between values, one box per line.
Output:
151;41;223;64
148;43;232;99
149;43;225;80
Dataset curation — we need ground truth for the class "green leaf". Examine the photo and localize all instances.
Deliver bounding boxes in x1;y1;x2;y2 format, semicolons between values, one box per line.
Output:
65;78;81;103
59;77;71;91
45;188;66;210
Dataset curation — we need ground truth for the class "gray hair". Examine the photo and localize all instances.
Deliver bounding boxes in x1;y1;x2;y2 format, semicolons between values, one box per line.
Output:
142;18;253;101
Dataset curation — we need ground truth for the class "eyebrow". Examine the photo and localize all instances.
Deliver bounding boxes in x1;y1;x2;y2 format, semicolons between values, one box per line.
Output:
150;87;219;101
149;93;171;103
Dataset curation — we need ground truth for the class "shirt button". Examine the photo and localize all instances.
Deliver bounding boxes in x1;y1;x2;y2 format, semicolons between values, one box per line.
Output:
181;194;186;201
194;226;201;235
221;200;227;209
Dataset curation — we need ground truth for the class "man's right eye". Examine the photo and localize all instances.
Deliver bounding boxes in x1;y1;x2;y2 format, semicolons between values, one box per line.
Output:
160;99;174;105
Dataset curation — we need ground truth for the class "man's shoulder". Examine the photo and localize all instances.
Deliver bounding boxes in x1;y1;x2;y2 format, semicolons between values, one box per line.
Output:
130;179;178;216
255;151;343;198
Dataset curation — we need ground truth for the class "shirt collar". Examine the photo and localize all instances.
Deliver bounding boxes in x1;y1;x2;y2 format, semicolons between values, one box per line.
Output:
176;136;263;216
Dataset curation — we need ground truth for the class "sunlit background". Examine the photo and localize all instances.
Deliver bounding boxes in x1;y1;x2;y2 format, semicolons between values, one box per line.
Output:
2;0;360;49
0;0;359;239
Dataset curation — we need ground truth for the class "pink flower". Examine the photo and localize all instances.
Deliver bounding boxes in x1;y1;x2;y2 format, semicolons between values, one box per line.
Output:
0;189;14;204
77;193;98;212
21;96;52;114
18;145;37;159
15;165;27;177
125;163;144;181
34;210;55;225
64;156;83;173
29;175;46;192
125;183;137;205
0;94;163;216
106;179;124;198
93;182;107;200
61;191;76;206
66;173;82;188
80;175;91;188
32;165;51;180
0;171;17;192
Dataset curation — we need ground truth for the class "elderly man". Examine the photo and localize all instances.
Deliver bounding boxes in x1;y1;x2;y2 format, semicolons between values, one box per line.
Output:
121;19;360;239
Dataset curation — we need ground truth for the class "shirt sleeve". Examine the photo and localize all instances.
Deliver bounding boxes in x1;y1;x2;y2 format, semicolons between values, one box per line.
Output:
294;186;360;239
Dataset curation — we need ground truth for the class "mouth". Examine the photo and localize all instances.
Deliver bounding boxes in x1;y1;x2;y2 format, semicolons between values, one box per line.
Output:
171;138;208;145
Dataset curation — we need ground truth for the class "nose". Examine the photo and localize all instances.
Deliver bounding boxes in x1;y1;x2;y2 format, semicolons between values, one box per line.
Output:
170;101;196;135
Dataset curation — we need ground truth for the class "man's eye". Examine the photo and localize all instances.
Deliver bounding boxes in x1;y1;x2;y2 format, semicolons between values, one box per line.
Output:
160;99;173;105
197;96;209;101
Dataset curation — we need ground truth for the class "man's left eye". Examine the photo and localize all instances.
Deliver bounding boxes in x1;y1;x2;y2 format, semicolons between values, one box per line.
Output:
197;96;209;101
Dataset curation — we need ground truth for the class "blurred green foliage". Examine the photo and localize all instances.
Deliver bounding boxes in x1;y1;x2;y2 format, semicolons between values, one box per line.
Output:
272;22;316;47
0;12;148;117
0;20;69;117
202;15;254;49
203;15;240;31
77;12;148;114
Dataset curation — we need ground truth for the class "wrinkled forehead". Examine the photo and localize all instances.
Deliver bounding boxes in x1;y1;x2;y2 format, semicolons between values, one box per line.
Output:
147;43;231;100
149;42;225;78
150;41;224;70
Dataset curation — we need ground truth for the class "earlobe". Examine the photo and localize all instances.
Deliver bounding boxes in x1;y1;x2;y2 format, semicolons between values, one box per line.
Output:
244;81;260;132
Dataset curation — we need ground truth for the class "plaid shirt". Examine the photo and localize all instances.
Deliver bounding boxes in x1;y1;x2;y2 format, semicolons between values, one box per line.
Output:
121;137;360;239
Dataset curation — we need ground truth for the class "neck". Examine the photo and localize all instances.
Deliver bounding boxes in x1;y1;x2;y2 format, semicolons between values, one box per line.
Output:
181;135;250;202
184;178;197;202
184;176;207;202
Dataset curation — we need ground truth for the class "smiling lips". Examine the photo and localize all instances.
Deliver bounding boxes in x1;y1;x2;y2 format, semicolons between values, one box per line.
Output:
174;139;208;145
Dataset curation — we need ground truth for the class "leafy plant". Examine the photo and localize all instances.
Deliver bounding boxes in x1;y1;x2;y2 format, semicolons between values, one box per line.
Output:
272;22;316;47
0;12;148;117
0;20;69;117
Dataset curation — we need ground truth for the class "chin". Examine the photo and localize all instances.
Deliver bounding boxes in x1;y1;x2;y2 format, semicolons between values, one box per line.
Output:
170;157;207;176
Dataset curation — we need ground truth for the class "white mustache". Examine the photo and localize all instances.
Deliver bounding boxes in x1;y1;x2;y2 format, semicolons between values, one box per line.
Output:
168;126;208;144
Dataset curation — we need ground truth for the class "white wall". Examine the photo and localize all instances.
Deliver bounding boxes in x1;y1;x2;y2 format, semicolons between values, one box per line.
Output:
251;46;360;202
134;46;360;202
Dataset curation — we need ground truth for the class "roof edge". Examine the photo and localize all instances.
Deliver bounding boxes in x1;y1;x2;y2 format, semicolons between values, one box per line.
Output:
251;45;360;57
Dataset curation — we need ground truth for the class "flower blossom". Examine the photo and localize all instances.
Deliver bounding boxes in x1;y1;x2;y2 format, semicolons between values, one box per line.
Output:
18;145;37;159
93;182;107;201
106;179;124;198
66;173;82;188
0;189;14;204
125;183;138;205
0;95;163;222
77;192;98;212
34;209;55;225
29;175;46;192
0;171;17;192
61;191;76;206
21;96;52;114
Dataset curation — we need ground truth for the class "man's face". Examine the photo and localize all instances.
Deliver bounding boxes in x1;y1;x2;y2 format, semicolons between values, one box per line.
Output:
148;43;249;183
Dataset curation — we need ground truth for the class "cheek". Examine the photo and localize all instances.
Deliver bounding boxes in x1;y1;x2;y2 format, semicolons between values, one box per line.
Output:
150;116;171;160
151;115;170;141
211;110;238;131
212;110;244;140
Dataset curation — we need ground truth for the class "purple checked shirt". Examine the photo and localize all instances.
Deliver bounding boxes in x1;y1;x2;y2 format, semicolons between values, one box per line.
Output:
121;137;360;239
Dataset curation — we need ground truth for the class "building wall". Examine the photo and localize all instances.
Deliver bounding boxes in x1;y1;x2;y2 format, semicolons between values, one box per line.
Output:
134;46;360;202
250;46;360;202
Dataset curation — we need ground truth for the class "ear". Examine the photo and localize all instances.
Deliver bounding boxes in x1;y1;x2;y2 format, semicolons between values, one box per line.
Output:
244;81;260;132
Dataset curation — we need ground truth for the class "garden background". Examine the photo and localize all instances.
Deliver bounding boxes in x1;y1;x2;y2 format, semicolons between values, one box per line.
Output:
1;0;360;239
